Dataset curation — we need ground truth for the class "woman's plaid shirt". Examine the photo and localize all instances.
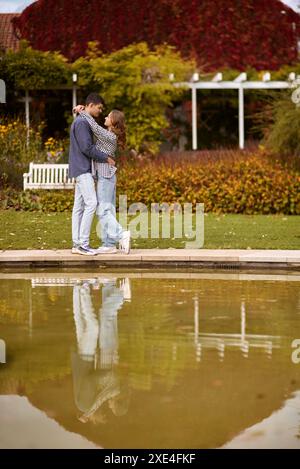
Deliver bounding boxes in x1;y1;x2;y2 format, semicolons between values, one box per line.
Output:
80;111;117;179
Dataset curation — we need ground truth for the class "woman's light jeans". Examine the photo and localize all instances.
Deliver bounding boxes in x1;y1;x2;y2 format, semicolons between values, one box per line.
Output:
96;174;124;247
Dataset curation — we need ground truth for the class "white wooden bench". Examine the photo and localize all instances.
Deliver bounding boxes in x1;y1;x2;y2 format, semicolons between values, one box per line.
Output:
23;163;75;190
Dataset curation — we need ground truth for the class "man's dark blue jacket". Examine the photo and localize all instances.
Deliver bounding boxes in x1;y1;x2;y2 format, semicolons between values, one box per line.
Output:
68;115;109;178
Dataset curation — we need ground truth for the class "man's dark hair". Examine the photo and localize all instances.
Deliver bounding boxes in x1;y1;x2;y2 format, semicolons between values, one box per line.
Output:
85;92;105;106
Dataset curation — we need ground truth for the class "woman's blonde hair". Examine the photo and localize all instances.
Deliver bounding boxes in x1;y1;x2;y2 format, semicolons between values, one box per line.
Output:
109;109;126;150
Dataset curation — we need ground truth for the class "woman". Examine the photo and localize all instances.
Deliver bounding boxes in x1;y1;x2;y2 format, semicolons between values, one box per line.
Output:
73;105;130;254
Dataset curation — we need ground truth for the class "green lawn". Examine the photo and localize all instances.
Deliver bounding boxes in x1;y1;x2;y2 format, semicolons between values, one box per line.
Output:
1;209;300;250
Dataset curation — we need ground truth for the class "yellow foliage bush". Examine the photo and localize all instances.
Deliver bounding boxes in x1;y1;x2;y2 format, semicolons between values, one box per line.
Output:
1;152;300;215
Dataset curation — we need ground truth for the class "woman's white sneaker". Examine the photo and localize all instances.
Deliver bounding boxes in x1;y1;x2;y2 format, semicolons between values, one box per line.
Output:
119;231;131;254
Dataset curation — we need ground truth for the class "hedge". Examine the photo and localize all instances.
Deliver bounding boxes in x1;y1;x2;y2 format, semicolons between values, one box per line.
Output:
1;152;300;215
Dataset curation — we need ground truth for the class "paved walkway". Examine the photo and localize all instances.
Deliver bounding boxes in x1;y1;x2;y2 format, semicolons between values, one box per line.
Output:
0;249;300;269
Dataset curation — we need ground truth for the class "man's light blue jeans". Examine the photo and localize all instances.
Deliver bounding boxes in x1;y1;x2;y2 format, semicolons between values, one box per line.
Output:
96;174;124;247
72;172;97;248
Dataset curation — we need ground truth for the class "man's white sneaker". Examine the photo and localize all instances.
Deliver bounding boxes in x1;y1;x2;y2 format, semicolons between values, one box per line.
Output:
76;245;96;256
119;230;131;254
95;246;118;254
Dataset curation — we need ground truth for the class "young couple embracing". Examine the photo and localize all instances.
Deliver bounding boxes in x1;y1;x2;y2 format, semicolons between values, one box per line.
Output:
68;92;130;256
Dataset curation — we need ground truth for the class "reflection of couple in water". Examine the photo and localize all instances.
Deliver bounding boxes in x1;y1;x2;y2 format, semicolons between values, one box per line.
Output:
71;277;131;424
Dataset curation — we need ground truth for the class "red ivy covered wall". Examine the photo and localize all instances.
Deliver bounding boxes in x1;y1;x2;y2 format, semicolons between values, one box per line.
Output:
13;0;300;70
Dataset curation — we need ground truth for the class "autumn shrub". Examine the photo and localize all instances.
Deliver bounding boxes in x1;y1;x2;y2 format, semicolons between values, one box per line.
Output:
0;119;69;188
116;151;300;214
253;89;300;160
1;151;299;215
0;119;44;188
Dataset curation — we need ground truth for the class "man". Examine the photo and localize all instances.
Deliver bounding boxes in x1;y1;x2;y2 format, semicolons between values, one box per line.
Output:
69;93;115;256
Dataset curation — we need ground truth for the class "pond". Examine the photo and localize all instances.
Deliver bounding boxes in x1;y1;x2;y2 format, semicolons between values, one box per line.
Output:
0;269;300;449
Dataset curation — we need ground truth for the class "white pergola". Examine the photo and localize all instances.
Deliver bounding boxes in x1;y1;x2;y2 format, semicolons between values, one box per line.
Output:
1;73;297;151
19;74;79;136
0;75;78;145
175;72;296;150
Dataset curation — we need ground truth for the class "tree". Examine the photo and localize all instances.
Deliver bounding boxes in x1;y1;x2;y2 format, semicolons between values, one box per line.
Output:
73;42;194;152
0;40;71;90
13;0;300;70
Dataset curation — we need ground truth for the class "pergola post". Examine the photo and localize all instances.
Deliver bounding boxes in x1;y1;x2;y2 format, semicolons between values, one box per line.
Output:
238;86;245;150
0;79;6;103
72;86;77;111
18;91;32;146
25;90;30;145
192;85;197;150
234;73;247;150
72;73;78;119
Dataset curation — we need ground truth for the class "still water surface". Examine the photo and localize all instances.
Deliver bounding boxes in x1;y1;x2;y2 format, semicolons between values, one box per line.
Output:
0;269;300;449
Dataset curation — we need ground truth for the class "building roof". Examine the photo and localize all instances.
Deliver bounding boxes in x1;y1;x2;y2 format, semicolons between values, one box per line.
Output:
0;13;20;52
